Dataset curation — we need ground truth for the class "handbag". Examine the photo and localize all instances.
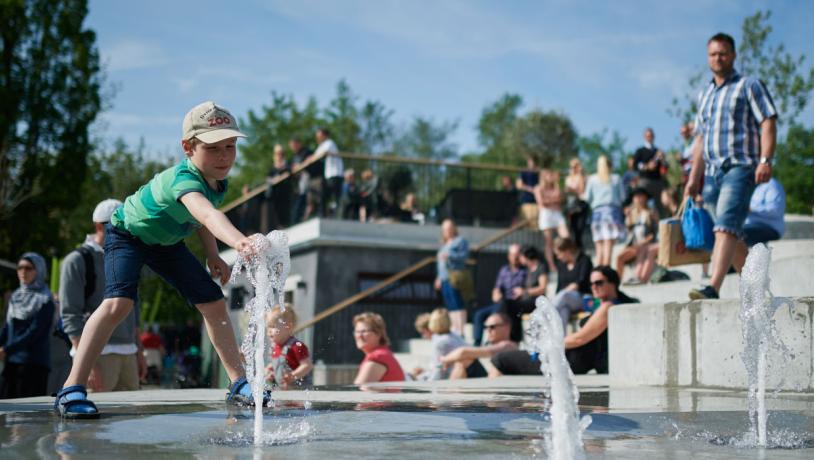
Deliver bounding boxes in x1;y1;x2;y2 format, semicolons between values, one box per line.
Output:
681;198;715;250
657;199;711;267
448;269;475;303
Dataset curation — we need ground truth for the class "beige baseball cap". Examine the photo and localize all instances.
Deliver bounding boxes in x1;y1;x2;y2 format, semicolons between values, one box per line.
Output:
182;101;246;143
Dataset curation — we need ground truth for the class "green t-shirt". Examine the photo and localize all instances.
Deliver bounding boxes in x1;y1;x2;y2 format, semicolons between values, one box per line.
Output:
111;158;228;245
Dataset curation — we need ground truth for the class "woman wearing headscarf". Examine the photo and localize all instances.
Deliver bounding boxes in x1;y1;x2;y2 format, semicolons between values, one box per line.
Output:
0;252;55;398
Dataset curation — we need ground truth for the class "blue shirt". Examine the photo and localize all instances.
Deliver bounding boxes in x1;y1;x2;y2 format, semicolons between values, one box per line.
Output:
518;170;538;204
694;72;778;174
744;178;785;236
493;265;527;298
436;236;469;281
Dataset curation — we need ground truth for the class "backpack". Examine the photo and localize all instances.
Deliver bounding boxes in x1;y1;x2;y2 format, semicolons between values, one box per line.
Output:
74;245;96;301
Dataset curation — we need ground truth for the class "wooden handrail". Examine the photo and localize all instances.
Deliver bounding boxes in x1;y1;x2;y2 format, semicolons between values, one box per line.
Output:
220;151;526;214
293;218;532;333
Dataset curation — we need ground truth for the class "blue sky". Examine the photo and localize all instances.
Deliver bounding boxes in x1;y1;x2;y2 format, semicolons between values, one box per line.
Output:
87;0;814;161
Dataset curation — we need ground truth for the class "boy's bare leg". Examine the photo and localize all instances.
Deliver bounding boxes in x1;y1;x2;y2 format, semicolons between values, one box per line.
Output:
197;299;244;382
64;297;134;387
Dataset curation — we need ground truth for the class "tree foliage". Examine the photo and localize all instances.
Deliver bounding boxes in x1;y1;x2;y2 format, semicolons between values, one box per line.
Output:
774;125;814;215
0;0;103;262
738;11;814;127
577;129;628;173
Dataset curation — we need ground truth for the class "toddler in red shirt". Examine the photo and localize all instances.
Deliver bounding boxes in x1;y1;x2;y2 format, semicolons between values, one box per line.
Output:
264;305;313;389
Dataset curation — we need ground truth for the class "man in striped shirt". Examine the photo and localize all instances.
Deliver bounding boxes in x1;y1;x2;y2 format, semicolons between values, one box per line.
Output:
685;32;778;300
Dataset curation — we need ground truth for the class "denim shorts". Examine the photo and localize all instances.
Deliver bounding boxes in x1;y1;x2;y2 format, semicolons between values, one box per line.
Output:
702;164;755;239
103;223;224;305
743;224;780;247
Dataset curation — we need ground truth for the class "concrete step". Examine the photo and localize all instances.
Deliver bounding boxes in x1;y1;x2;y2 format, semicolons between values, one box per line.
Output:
622;251;814;302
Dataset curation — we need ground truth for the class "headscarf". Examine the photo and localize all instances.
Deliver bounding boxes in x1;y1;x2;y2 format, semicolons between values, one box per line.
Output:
7;252;53;321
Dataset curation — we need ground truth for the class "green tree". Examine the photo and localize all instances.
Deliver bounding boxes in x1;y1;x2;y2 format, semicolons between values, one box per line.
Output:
502;109;579;169
395;116;459;208
0;0;104;263
775;125;814;214
738;11;814;127
577;129;628;174
477;93;523;165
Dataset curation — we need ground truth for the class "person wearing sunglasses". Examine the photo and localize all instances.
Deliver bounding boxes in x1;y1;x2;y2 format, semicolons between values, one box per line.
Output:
440;312;517;379
0;252;56;398
491;266;637;376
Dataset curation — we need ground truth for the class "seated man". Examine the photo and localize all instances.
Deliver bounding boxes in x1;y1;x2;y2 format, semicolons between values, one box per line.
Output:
439;312;517;379
733;177;785;272
472;243;527;345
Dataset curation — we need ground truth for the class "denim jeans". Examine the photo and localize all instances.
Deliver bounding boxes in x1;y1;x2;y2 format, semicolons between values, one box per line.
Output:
104;224;223;305
440;280;465;312
702;164;756;238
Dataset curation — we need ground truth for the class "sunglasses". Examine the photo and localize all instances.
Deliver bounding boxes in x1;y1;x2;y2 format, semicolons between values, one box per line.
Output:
484;323;505;331
590;280;606;287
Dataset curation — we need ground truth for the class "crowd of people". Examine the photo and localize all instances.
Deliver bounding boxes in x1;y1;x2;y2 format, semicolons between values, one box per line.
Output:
0;32;790;402
262;128;425;227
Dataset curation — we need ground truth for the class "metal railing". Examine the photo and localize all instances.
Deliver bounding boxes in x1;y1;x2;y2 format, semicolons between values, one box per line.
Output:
220;152;528;236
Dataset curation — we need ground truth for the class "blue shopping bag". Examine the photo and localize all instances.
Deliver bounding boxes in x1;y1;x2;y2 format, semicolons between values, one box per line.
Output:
681;198;714;250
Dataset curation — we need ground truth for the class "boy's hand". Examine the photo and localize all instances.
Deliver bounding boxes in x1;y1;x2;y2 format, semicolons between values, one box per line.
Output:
207;256;231;285
236;233;270;257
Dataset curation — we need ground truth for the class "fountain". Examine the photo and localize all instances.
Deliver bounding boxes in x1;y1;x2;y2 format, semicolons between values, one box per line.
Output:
527;295;592;459
230;231;291;445
738;243;795;448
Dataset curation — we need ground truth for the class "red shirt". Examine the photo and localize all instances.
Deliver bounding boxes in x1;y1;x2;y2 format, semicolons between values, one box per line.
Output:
271;337;310;370
140;331;162;349
361;346;405;382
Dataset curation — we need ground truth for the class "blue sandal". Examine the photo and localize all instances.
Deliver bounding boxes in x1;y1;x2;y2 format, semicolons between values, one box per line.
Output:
225;376;271;407
54;385;100;419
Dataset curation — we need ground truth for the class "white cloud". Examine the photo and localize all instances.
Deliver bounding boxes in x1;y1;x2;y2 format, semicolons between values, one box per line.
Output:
104;39;168;71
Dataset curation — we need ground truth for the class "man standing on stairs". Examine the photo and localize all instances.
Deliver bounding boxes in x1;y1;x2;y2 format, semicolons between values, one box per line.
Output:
685;32;778;300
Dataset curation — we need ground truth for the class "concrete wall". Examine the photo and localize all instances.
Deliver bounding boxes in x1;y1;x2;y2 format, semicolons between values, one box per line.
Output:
609;297;814;391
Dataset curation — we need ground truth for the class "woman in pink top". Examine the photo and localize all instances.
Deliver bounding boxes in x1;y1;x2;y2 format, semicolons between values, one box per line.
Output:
353;312;405;384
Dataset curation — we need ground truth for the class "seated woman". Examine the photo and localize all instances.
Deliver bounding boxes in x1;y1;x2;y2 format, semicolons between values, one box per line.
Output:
411;308;468;381
499;245;549;343
550;236;593;334
615;187;659;284
491;266;637;376
353;312;405;384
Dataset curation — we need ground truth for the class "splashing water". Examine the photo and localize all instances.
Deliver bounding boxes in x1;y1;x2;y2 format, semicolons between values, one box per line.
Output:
739;243;794;447
527;296;591;460
230;231;291;445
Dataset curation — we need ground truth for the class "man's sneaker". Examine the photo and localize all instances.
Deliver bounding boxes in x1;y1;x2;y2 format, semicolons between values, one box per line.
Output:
689;285;719;300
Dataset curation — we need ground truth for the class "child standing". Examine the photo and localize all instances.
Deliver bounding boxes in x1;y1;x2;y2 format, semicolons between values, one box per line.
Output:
55;101;267;418
264;305;313;389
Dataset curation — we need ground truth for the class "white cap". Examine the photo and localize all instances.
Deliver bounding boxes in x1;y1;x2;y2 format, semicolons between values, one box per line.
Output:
182;101;246;144
93;199;122;223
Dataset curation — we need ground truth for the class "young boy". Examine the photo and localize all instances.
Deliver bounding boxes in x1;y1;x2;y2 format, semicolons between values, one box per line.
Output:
55;101;266;418
264;305;313;389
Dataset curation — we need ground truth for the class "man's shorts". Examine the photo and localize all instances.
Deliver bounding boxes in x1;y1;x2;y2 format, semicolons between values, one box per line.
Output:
103;224;224;305
702;163;756;239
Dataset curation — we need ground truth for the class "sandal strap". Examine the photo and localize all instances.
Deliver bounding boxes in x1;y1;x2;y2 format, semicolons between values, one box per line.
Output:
227;376;249;400
55;385;88;399
60;399;98;412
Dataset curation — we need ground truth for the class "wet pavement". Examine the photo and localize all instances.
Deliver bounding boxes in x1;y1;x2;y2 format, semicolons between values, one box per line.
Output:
2;375;813;459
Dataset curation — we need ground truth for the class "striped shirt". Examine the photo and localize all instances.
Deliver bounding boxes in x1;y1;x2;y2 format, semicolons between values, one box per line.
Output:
111;158;227;245
694;72;777;173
